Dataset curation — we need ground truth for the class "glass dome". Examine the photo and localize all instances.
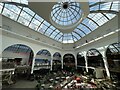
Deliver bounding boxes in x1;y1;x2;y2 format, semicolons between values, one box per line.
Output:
50;0;83;29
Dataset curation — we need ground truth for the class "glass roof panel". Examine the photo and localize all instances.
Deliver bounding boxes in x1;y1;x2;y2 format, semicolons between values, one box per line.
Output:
0;3;3;13
68;40;74;43
73;36;77;42
39;23;48;31
38;27;46;34
54;34;61;40
29;23;39;31
0;0;119;43
104;13;116;19
58;37;63;42
89;0;99;5
111;1;120;11
55;32;63;40
90;5;99;11
49;25;56;30
2;7;18;21
62;33;75;43
45;28;54;36
20;0;28;5
50;31;58;38
82;18;98;30
5;4;21;14
4;0;28;5
19;10;33;21
72;32;81;39
34;14;44;22
23;7;35;16
18;16;30;26
88;13;109;26
77;24;91;34
74;29;85;37
100;2;111;10
30;18;40;26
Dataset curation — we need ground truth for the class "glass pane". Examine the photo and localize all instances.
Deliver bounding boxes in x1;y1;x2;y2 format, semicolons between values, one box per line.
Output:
20;11;33;21
111;2;119;11
12;0;20;3
0;4;3;13
90;5;99;11
98;16;108;26
43;21;50;27
23;7;35;16
45;28;53;36
39;23;48;31
2;8;18;21
5;4;21;14
30;18;41;26
51;31;58;37
104;13;116;19
18;16;29;26
89;0;99;5
82;18;98;30
35;14;44;22
77;24;91;34
21;0;28;5
63;40;68;43
100;2;111;10
88;13;108;26
38;27;46;34
55;34;61;40
68;40;74;43
72;32;80;39
29;23;38;30
45;31;51;36
74;29;85;37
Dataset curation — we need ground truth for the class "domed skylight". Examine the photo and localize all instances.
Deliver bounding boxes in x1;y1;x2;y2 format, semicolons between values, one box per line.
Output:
50;0;83;29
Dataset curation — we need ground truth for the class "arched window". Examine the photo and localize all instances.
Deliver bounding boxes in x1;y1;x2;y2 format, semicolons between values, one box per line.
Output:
53;52;62;70
87;49;104;68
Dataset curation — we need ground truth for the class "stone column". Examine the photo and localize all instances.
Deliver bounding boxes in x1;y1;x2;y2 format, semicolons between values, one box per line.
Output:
50;56;53;71
102;56;110;78
31;56;36;74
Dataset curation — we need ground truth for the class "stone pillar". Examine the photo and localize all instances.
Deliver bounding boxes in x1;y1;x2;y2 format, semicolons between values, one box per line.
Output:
102;56;110;78
61;55;64;69
82;51;88;72
74;54;77;69
50;56;53;71
31;55;36;74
